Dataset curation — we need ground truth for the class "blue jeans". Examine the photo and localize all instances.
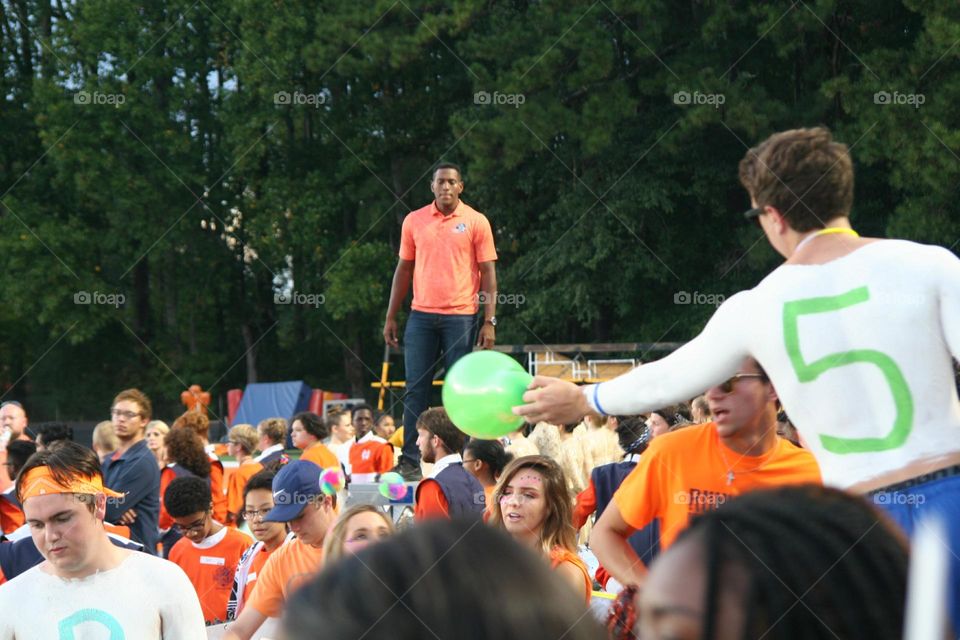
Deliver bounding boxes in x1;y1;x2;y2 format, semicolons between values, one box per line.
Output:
401;310;476;464
871;472;960;630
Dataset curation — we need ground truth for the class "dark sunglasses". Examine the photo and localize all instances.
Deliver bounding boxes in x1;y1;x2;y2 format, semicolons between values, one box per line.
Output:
743;207;763;220
718;373;767;393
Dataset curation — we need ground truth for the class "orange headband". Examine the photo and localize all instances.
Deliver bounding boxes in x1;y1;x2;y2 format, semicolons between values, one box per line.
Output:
19;466;124;503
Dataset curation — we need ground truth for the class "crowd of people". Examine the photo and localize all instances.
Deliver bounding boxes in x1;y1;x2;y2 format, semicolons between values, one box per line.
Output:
0;126;956;638
0;376;917;639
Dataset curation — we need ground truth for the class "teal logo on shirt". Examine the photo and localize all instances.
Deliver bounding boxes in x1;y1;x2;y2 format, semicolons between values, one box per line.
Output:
453;223;467;233
59;609;124;639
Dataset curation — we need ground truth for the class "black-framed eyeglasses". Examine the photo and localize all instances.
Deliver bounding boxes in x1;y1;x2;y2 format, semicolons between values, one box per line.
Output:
110;409;142;420
241;508;272;521
461;457;478;465
718;373;767;394
172;512;208;534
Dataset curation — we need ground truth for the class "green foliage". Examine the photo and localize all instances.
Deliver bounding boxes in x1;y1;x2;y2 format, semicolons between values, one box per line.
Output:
0;0;956;420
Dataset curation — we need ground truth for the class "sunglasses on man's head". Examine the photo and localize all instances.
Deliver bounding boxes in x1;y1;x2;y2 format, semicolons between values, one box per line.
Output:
718;373;767;393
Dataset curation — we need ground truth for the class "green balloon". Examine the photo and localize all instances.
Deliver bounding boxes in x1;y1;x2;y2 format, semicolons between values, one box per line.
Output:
442;351;533;438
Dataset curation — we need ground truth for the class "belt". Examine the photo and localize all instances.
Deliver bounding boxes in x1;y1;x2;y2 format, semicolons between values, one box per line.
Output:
869;464;960;495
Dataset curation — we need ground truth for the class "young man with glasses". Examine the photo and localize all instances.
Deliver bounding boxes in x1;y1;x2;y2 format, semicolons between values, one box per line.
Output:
224;460;337;640
101;388;161;553
589;358;820;589
226;469;292;620
166;476;252;625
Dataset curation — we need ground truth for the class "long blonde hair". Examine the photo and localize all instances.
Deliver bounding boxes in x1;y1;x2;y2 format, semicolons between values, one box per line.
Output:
489;455;577;555
321;504;395;565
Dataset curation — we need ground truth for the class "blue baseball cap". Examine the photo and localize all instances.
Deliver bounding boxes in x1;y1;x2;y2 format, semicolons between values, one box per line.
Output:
263;460;323;522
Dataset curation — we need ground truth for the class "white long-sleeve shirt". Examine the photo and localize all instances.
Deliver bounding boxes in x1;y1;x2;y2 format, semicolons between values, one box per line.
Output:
583;240;960;489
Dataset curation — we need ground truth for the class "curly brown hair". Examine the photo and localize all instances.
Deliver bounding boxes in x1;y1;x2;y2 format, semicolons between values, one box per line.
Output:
172;411;210;440
164;428;211;478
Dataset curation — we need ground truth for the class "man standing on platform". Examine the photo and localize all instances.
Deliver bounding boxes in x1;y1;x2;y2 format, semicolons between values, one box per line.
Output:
383;163;498;481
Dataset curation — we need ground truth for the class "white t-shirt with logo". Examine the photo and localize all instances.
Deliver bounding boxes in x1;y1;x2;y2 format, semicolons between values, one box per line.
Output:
0;550;206;639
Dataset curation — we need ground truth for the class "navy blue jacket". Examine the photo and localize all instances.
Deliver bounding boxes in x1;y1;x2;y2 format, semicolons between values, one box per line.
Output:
102;439;160;554
592;460;661;567
430;464;485;518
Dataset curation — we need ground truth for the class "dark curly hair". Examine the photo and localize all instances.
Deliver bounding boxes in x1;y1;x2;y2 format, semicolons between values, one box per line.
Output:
164;428;211;478
164;476;212;518
672;485;908;640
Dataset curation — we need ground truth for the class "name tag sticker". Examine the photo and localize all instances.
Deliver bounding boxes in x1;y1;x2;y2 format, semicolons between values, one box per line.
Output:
200;556;226;566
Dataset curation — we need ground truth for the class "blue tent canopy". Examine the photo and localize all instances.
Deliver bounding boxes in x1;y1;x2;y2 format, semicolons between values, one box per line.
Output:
232;381;312;428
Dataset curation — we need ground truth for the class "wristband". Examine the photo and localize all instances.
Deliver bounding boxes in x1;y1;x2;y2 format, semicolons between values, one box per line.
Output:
592;384;609;417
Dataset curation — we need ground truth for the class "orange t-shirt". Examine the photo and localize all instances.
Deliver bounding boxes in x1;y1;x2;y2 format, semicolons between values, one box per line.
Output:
0;493;23;534
414;479;450;520
300;442;339;471
399;201;497;314
247;537;324;618
348;436;394;483
209;456;228;524
169;526;253;624
613;422;821;552
227;461;264;521
549;546;591;603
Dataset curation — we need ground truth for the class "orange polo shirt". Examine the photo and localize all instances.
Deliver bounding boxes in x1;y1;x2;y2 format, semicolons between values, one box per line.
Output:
399;201;497;314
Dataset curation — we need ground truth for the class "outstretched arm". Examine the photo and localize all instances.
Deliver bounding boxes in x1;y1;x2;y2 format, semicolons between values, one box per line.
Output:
515;292;751;424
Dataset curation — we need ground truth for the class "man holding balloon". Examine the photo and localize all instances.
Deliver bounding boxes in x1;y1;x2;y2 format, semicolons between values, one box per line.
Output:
384;163;498;482
502;127;960;628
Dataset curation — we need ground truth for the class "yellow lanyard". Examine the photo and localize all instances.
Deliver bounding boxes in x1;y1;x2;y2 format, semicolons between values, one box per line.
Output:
795;227;859;253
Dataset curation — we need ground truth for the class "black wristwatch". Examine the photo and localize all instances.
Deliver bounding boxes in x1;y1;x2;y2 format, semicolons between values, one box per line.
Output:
485;317;497;327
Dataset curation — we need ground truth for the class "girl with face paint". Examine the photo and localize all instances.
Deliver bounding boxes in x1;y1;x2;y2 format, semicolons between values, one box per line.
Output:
489;455;592;602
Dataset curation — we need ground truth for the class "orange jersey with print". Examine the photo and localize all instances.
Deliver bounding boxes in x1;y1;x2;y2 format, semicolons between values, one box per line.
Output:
348;438;394;482
399;201;498;314
414;479;449;520
169;526;253;624
613;422;821;552
549;546;591;603
227;461;263;521
300;442;339;471
209;456;228;523
247;537;324;618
